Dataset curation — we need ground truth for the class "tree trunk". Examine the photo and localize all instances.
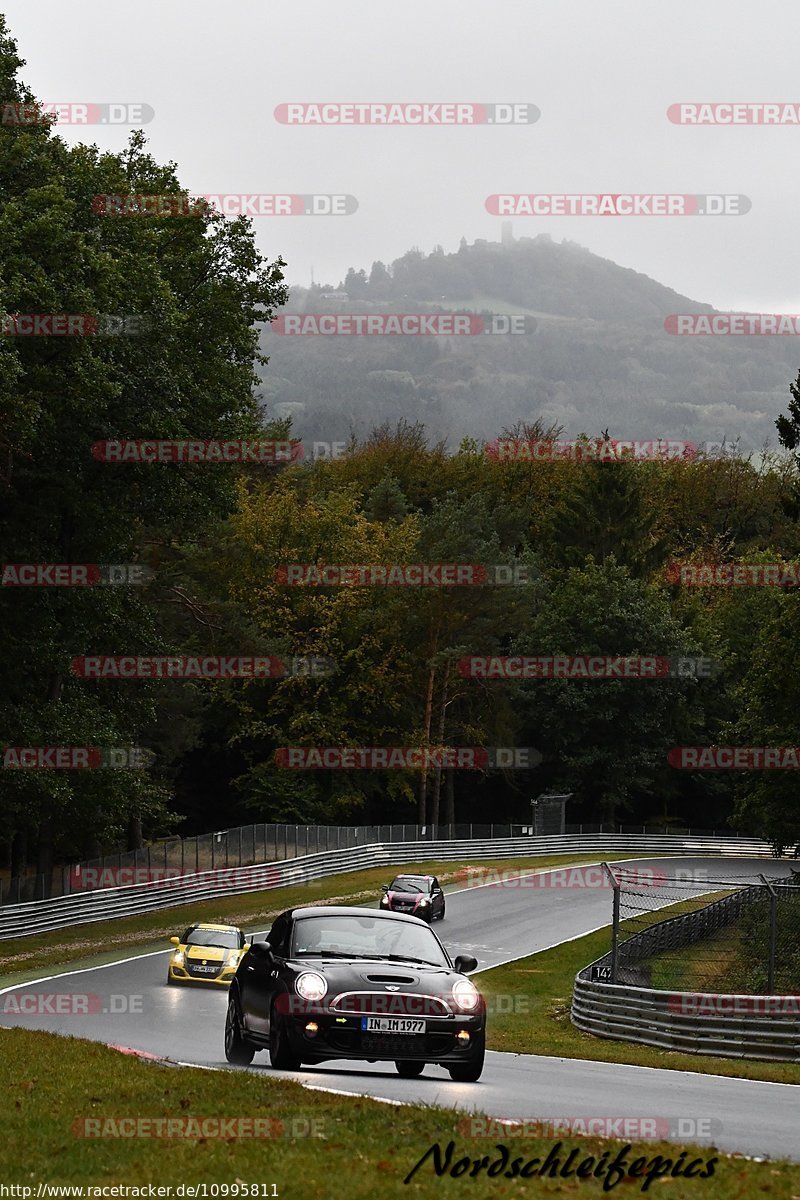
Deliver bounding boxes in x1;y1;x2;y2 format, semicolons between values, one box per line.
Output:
35;812;54;895
430;662;450;829
127;812;144;851
444;767;455;826
10;829;27;877
417;666;436;825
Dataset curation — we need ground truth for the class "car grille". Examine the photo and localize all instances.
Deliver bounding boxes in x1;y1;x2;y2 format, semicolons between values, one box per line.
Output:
331;991;450;1017
328;1029;456;1057
186;961;223;978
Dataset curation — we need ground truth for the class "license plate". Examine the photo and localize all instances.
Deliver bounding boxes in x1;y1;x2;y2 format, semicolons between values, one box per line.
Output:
192;965;218;974
361;1017;425;1034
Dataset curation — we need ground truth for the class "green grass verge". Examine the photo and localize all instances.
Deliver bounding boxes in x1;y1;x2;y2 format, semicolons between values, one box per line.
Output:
0;854;642;984
1;1028;798;1197
477;920;800;1084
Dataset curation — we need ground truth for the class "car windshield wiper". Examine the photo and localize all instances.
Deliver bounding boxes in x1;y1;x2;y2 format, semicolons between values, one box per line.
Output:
295;951;378;959
383;954;445;967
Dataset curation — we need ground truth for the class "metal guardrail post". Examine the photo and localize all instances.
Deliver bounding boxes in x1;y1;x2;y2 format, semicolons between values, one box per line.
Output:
602;861;620;983
759;874;778;993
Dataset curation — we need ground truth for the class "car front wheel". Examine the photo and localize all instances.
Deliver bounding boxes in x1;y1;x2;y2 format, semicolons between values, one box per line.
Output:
224;993;255;1066
395;1060;425;1078
269;1003;302;1070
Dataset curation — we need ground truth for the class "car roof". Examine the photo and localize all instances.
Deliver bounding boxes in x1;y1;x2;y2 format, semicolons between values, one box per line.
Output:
188;922;241;932
284;904;430;923
391;873;432;880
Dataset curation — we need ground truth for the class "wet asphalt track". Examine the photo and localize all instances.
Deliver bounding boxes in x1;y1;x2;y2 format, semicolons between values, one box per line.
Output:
2;856;799;1161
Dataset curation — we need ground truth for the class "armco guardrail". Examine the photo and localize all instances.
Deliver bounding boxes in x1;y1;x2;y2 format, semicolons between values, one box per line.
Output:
572;882;800;1061
572;974;800;1062
0;832;782;941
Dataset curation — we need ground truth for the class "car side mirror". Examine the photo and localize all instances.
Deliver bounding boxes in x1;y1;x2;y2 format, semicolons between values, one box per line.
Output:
454;954;478;974
242;942;251;953
169;936;180;945
250;940;272;958
381;884;389;894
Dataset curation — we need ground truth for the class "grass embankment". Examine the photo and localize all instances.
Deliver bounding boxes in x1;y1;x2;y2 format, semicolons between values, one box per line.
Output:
0;853;639;984
477;902;800;1084
2;1028;798;1197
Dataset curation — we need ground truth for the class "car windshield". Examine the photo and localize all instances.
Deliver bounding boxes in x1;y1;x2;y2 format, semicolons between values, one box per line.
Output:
390;878;429;894
291;914;449;966
183;928;240;949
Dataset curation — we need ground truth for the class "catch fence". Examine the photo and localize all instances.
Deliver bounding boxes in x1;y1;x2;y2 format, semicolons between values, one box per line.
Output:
0;819;751;905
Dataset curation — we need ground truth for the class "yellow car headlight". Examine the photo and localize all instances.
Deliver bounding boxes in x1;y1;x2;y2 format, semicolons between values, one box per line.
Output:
172;950;185;966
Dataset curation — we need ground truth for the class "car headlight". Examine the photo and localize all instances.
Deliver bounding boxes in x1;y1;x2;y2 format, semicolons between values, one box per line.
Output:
172;950;185;966
225;951;240;967
452;978;479;1012
295;972;327;1002
380;895;389;905
418;898;430;905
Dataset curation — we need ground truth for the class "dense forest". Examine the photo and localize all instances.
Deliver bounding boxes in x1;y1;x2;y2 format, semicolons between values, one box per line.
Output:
3;14;800;888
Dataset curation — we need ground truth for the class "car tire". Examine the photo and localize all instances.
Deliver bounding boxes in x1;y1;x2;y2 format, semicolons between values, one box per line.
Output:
224;992;255;1066
269;1003;302;1071
395;1060;425;1078
447;1031;485;1082
439;903;445;920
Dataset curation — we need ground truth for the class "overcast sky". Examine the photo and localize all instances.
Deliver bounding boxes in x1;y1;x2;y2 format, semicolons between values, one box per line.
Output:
4;1;800;311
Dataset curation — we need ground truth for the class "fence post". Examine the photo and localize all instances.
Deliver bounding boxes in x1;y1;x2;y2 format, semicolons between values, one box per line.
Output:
603;862;620;983
759;874;778;993
238;826;243;866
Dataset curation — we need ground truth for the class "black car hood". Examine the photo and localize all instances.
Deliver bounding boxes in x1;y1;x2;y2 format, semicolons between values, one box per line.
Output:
288;957;459;990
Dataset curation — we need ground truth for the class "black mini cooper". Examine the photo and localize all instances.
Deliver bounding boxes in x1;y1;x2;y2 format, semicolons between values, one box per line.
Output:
224;905;485;1081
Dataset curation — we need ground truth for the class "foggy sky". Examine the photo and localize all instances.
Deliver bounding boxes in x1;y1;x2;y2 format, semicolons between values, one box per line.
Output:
4;0;799;311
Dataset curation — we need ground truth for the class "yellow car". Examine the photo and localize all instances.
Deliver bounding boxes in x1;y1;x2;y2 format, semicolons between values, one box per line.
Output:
166;922;250;986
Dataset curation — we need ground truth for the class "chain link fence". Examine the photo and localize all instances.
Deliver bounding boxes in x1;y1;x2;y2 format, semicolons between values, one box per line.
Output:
605;864;800;994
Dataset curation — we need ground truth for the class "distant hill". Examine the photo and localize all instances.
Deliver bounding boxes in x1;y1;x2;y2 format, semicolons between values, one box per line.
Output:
256;234;798;450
